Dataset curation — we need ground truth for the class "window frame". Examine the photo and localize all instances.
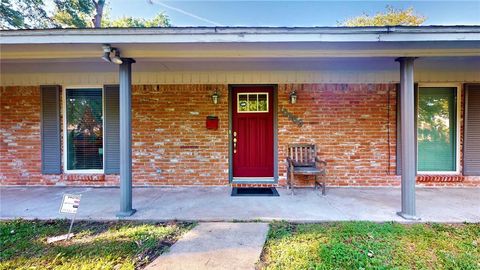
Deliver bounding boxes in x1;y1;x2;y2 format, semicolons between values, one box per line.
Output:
63;86;105;174
416;83;461;175
236;92;269;113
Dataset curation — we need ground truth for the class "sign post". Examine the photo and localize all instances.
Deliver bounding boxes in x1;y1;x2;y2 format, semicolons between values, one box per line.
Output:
47;194;81;243
60;194;81;240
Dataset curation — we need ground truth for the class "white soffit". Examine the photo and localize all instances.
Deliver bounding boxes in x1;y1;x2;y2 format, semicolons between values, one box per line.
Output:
2;56;479;73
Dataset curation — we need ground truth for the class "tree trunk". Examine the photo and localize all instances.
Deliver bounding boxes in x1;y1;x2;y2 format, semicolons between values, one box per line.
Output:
92;0;105;28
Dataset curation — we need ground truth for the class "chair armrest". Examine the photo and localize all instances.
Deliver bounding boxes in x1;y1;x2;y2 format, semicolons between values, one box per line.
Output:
315;157;327;167
286;157;294;173
286;157;294;166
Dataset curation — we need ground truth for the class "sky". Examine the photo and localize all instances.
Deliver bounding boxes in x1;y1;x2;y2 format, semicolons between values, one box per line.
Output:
102;0;480;27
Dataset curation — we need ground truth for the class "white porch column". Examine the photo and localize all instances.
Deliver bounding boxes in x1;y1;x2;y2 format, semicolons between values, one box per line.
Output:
396;57;420;220
117;58;136;217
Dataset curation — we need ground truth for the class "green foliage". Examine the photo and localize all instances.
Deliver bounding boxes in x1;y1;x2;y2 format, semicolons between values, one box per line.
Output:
417;88;454;143
102;12;171;28
1;0;54;29
145;12;171;27
261;221;480;269
0;219;194;269
2;0;170;29
53;0;95;28
1;0;23;29
341;6;426;27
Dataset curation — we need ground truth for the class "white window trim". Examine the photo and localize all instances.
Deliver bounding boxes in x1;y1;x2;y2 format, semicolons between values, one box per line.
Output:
416;83;461;175
63;85;105;174
237;92;269;113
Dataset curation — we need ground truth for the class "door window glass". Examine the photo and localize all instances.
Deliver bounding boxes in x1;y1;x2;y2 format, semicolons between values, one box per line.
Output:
237;93;269;113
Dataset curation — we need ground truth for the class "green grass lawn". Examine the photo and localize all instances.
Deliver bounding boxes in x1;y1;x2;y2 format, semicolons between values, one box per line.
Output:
260;221;480;270
0;219;194;270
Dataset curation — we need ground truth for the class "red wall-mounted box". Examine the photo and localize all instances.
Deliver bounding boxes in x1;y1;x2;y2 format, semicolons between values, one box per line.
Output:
206;116;219;130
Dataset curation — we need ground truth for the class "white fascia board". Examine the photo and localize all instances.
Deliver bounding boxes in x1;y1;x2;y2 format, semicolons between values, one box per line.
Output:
378;32;480;42
2;33;382;44
1;27;480;44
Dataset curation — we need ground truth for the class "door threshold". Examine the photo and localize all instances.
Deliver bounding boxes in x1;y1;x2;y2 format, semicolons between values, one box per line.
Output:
232;177;276;184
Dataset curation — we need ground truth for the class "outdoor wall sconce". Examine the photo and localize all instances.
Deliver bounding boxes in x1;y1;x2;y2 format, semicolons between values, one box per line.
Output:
211;90;220;104
289;90;298;104
102;44;123;65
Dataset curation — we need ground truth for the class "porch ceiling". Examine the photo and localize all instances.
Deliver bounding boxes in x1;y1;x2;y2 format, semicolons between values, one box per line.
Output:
2;56;479;74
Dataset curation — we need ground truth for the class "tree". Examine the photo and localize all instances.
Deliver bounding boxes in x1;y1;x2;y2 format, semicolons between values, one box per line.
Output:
53;0;169;28
3;0;170;29
102;12;171;28
53;0;99;28
144;12;171;27
92;0;105;28
1;0;23;29
52;0;105;28
340;6;426;27
53;0;94;28
1;0;54;29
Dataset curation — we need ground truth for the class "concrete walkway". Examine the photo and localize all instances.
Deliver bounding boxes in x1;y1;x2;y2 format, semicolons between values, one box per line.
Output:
145;222;269;270
1;187;479;222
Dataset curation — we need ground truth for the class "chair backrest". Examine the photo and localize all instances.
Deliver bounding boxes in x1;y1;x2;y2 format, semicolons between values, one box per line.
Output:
288;144;316;167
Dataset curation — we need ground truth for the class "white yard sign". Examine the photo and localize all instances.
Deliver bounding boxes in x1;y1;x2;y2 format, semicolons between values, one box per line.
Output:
60;194;81;214
48;194;82;243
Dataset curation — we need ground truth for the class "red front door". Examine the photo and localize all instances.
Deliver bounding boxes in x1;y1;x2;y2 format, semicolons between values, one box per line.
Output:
232;86;274;177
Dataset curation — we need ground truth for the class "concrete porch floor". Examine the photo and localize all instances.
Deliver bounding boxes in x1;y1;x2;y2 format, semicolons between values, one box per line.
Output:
0;187;479;222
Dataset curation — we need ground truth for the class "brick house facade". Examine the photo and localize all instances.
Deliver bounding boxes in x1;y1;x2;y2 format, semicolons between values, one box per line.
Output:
2;83;479;187
1;25;480;218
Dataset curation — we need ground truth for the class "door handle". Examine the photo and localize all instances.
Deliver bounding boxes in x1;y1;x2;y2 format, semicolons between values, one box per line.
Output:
233;131;237;154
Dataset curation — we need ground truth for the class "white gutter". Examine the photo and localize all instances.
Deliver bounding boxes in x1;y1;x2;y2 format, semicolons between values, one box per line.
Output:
1;26;480;44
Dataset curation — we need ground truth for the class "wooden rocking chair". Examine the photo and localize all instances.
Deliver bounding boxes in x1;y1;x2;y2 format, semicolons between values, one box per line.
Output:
286;144;327;195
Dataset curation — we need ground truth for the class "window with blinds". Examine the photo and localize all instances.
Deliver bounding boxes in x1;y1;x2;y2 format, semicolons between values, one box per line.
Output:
417;87;457;172
66;88;103;171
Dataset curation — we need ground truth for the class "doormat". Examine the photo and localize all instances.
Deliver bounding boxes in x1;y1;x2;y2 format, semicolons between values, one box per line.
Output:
231;187;279;197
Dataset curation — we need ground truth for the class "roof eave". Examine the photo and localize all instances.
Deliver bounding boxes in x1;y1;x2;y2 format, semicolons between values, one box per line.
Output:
1;26;480;45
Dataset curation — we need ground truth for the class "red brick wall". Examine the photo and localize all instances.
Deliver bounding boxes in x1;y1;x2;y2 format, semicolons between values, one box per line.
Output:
1;86;42;185
278;84;400;186
1;84;479;187
131;85;229;185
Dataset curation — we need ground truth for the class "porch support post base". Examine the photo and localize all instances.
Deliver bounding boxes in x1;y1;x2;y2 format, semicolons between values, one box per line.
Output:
116;209;137;218
396;211;421;221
